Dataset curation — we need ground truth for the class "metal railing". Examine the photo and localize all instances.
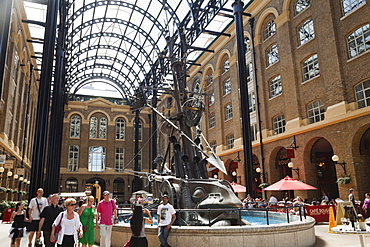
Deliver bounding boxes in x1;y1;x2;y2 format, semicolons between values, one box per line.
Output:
117;203;307;227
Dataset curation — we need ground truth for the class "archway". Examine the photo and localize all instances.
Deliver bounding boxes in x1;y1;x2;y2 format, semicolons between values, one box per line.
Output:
275;148;293;179
311;138;338;200
86;177;106;202
113;177;125;204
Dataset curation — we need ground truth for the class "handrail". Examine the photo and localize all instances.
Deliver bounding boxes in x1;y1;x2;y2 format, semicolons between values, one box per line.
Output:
117;204;307;226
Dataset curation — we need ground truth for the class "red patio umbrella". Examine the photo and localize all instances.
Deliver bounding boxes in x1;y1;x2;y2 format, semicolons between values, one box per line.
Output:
230;181;247;193
263;176;317;191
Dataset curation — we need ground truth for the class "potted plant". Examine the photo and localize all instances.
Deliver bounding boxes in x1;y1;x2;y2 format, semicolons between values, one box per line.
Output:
337;176;351;184
258;183;270;189
0;187;6;193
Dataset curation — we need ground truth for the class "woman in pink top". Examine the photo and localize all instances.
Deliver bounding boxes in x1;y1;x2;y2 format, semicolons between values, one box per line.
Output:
362;193;370;218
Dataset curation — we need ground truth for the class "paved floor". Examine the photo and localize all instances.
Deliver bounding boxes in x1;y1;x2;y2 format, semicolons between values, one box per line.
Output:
1;222;370;247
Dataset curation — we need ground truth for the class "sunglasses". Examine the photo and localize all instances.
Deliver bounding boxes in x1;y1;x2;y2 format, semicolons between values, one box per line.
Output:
70;203;77;206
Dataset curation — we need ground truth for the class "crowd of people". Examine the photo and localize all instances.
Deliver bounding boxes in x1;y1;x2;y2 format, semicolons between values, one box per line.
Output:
8;187;370;246
8;188;118;247
241;189;370;219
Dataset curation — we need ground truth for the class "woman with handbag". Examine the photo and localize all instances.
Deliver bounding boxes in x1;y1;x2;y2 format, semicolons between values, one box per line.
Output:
9;202;29;247
128;205;153;247
78;196;97;247
51;198;83;247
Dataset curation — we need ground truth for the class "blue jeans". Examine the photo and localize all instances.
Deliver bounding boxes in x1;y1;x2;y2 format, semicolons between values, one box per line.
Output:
158;225;171;247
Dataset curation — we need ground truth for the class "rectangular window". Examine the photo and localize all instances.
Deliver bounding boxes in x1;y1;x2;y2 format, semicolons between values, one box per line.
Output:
308;100;325;124
223;78;231;95
248;92;256;113
266;44;279;67
250;124;257;142
115;147;124;172
273;115;286;134
88;146;105;172
209;113;216;128
269;75;282;98
227;134;234;149
68;145;79;172
225;103;233;121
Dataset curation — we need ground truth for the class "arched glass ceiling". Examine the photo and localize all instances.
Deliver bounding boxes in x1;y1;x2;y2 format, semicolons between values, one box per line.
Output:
24;0;244;101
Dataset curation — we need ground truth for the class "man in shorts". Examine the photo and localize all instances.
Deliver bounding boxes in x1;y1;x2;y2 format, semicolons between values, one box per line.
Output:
28;188;48;247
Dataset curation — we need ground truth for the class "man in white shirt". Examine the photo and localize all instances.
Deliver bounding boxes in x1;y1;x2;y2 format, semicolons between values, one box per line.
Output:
157;194;176;247
269;194;278;205
28;188;48;247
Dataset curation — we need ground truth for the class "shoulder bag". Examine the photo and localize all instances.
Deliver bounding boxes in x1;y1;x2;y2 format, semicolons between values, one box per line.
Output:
52;213;64;243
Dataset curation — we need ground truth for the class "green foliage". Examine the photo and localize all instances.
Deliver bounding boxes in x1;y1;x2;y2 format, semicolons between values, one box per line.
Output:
337;176;351;184
258;183;270;189
0;187;6;193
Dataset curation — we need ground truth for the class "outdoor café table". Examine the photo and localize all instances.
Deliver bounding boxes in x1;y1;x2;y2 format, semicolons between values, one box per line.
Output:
331;229;370;247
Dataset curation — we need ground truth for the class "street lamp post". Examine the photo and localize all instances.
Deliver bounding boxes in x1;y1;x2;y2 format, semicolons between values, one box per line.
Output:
5;171;12;201
288;162;300;180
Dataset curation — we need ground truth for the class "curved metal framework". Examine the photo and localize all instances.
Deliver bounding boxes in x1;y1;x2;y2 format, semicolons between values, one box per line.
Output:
62;0;230;100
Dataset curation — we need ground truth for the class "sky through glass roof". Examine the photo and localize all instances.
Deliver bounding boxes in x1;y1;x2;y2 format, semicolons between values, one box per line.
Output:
23;0;249;99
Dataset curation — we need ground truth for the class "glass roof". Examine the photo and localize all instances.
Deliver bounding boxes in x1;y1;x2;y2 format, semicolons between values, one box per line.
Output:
23;0;247;100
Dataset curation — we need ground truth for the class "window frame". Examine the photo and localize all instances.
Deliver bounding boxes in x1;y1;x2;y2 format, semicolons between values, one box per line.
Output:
307;100;325;124
115;147;125;172
342;0;366;16
209;113;216;129
347;24;370;59
88;146;106;172
302;54;320;82
355;79;370;109
264;20;276;41
225;103;233;121
298;18;315;46
68;145;79;172
223;78;231;95
273;114;286;135
295;0;311;15
115;118;125;140
226;134;234;150
70;115;81;138
269;75;282;98
266;44;279;67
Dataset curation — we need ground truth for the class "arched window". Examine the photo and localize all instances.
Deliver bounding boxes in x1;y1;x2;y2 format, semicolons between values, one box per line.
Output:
347;24;370;58
269;75;282;98
70;115;81;138
264;20;276;40
205;69;214;86
295;0;310;15
193;78;201;93
273;115;286;134
245;37;251;53
307;100;325;124
68;145;79;172
89;117;97;138
222;58;230;74
65;178;78;192
99;117;107;139
88;146;105;172
298;19;315;46
302;54;320;82
355;79;370;109
116;118;125;140
115;147;124;172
